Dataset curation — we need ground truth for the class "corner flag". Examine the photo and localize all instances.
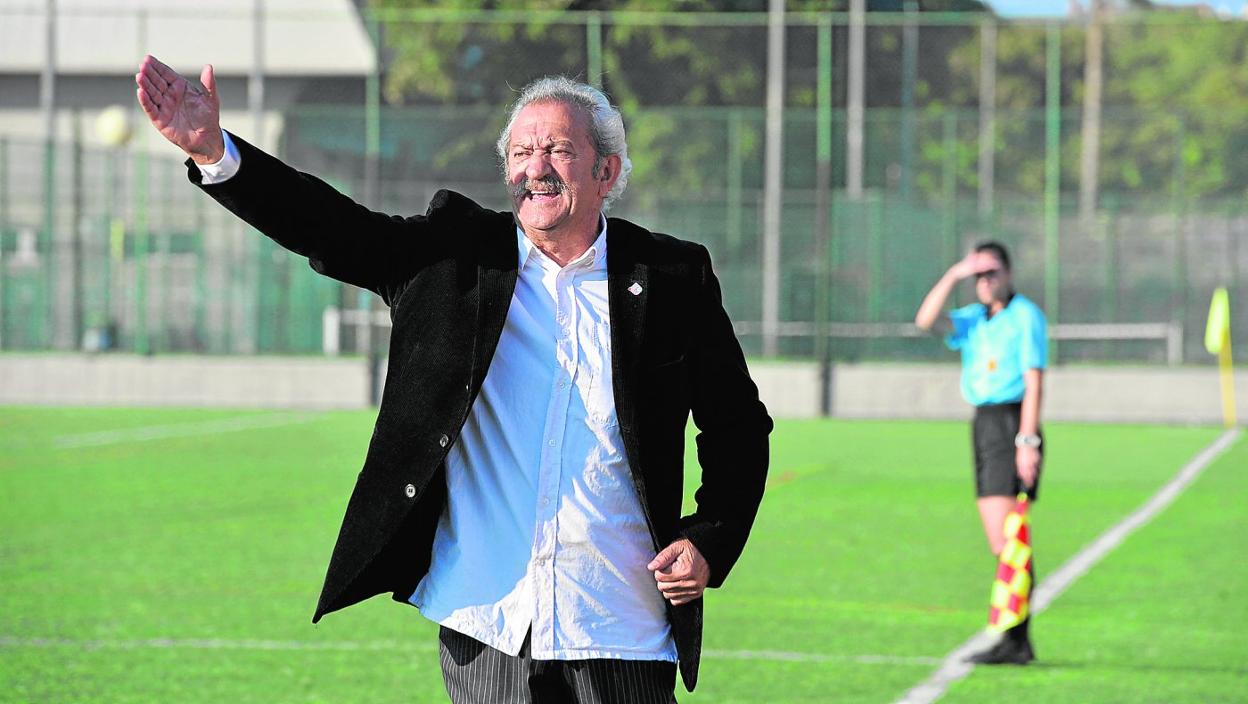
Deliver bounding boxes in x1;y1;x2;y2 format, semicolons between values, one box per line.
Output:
1205;287;1236;427
988;493;1032;632
1205;287;1230;355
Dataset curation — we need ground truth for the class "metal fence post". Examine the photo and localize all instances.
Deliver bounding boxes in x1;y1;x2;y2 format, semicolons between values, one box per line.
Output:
364;13;384;404
1104;191;1119;324
846;0;865;200
866;190;884;359
0;137;6;349
1171;114;1188;340
726;110;743;253
900;0;919;201
41;141;56;349
1044;21;1062;364
134;143;149;356
224;223;238;354
814;14;833;364
105;155;122;351
942;111;958;264
157;158;174;353
586;11;603;89
760;0;785;358
40;0;57;350
978;18;997;217
71;111;84;351
868;190;884;324
322;306;340;356
193;175;207;351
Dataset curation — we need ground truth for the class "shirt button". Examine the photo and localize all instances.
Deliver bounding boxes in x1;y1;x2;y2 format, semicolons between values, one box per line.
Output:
404;484;416;498
439;434;449;448
540;497;550;506
548;439;556;447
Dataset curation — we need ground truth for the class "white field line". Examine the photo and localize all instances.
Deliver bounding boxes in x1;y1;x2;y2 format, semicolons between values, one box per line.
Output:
0;635;433;653
894;427;1243;704
52;412;322;449
704;649;941;666
0;636;940;666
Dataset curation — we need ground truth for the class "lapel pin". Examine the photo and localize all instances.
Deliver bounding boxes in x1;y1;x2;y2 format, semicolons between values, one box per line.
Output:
628;282;643;296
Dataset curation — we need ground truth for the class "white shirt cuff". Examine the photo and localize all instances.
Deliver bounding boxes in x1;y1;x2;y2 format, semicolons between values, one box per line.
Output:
196;129;242;184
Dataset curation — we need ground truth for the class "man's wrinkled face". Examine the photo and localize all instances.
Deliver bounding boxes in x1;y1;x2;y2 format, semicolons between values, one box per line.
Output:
506;101;615;239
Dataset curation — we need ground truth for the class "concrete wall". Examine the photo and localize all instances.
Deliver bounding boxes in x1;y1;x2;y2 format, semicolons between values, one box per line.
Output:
746;361;826;420
1;354;1243;425
813;362;1245;425
0;354;370;409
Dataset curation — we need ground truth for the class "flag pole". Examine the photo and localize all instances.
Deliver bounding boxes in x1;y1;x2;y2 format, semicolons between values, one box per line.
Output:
1219;328;1236;427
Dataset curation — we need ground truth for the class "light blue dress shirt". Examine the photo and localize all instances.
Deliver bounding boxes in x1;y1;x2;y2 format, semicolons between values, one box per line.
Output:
945;293;1048;407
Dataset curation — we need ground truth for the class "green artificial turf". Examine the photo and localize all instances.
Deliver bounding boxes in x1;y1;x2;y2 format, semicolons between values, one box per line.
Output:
943;430;1248;704
0;408;1240;703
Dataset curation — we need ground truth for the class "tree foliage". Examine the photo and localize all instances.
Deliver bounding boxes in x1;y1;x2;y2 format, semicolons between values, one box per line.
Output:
360;2;1248;204
366;0;991;203
939;14;1248;199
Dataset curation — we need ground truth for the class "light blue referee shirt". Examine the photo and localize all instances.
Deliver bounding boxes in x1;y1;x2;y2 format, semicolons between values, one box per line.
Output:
945;293;1048;407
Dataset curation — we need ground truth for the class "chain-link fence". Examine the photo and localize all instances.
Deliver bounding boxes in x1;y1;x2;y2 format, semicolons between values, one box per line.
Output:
2;6;1245;363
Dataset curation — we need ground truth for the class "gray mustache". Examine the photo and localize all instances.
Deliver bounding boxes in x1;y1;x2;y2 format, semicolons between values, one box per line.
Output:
510;176;565;199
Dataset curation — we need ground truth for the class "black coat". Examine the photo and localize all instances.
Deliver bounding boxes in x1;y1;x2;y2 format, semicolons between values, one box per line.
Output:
190;135;773;691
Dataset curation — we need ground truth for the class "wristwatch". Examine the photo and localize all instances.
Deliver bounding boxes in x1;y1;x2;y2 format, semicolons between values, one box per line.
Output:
1015;433;1042;449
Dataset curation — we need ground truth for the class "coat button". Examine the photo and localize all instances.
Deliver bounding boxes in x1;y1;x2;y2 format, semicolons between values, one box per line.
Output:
404;484;416;499
439;434;450;448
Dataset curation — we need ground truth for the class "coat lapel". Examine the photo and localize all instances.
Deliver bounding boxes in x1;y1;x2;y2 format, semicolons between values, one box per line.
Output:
607;220;649;476
474;217;647;473
607;222;704;692
471;218;520;389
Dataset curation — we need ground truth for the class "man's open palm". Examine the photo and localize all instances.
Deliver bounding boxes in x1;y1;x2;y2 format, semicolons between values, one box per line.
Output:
135;54;224;164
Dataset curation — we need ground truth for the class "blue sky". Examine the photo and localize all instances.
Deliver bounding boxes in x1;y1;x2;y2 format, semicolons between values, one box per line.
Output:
990;0;1247;17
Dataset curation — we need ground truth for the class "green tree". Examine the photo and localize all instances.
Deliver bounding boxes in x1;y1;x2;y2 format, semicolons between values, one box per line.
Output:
1099;19;1248;199
365;0;991;204
938;12;1248;200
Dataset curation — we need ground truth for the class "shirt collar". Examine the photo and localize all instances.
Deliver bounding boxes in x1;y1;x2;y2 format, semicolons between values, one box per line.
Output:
516;215;608;272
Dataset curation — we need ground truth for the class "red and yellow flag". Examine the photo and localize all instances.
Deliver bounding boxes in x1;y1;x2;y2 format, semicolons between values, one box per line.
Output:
988;493;1032;632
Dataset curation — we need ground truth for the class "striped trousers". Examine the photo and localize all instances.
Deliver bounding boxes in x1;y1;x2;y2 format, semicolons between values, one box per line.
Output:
438;627;678;704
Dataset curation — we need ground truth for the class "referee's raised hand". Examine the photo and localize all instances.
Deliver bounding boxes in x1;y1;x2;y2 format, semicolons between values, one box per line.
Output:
135;55;225;165
949;250;997;281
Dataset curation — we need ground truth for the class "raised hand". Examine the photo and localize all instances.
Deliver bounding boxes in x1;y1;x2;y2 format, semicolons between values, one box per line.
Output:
948;251;985;281
135;55;225;165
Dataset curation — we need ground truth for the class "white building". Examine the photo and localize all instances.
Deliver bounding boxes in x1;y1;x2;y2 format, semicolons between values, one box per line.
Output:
0;0;377;353
0;0;377;154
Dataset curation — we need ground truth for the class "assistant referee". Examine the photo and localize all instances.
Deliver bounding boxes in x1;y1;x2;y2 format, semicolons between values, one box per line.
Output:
915;241;1047;665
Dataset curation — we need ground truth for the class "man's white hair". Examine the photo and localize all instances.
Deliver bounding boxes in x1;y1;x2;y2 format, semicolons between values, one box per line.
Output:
496;76;632;211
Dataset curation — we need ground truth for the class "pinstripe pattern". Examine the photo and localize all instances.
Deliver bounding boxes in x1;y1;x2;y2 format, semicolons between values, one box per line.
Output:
439;627;677;704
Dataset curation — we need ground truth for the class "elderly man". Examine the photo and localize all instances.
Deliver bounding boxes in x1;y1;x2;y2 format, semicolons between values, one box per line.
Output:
136;56;772;703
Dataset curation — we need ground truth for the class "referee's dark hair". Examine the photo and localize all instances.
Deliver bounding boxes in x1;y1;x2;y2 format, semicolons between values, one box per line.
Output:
974;241;1011;271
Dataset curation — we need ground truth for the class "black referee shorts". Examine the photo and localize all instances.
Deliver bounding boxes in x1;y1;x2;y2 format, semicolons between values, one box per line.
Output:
972;402;1041;501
